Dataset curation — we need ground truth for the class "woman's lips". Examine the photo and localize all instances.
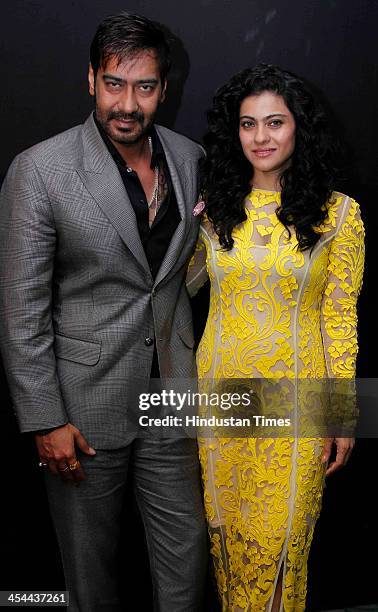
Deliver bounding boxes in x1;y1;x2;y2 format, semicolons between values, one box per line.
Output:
252;148;276;158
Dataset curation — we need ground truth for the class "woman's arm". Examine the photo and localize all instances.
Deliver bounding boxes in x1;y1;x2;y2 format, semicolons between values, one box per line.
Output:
320;197;365;474
186;230;209;298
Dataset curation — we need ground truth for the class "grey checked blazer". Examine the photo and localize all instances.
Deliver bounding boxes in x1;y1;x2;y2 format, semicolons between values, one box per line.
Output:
0;114;203;448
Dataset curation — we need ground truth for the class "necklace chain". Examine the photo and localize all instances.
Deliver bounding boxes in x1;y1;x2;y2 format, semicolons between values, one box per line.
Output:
147;136;159;210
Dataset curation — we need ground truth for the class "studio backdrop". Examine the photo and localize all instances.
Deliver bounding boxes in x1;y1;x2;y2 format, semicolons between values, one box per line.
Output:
1;1;377;610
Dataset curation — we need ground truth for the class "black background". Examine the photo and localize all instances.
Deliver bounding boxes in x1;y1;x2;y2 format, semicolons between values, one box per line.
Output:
1;1;377;609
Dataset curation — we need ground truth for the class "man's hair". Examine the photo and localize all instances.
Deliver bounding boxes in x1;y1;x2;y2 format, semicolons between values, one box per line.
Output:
90;12;171;81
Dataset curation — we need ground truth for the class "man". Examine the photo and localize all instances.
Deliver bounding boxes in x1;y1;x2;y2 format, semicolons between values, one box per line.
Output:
0;12;207;611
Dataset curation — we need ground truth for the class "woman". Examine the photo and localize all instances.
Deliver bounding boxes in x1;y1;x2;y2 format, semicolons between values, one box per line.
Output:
187;64;365;611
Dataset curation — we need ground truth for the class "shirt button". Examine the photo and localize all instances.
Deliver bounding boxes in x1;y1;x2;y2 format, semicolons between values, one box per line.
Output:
144;337;154;347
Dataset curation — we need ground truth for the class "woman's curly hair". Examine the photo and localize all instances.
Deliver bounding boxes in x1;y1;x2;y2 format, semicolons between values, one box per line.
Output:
201;63;343;251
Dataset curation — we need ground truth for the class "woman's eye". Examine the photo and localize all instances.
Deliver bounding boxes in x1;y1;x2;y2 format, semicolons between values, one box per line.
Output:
240;121;254;128
269;119;283;127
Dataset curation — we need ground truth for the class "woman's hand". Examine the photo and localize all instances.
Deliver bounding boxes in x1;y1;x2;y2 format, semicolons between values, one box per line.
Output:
321;437;355;476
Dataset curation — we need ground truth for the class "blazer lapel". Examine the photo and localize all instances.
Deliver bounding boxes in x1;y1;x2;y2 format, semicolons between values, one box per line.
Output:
77;115;152;278
153;126;191;287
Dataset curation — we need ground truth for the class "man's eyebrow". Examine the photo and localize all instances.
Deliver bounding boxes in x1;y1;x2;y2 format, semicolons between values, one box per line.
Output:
103;74;124;83
239;113;288;120
137;78;159;84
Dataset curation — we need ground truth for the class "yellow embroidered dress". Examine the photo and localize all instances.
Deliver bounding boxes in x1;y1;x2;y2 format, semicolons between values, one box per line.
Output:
186;189;364;611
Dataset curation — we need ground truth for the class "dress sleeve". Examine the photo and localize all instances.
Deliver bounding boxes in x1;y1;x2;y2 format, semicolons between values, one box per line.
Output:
320;198;365;378
320;198;365;434
186;229;209;298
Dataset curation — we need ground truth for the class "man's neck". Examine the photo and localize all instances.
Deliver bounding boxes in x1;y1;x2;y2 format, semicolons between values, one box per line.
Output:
112;136;151;169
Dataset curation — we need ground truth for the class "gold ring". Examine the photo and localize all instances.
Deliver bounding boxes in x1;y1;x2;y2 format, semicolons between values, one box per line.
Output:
69;461;79;471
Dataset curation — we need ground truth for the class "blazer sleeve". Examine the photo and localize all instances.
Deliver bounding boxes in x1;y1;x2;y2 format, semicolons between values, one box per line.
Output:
0;152;68;432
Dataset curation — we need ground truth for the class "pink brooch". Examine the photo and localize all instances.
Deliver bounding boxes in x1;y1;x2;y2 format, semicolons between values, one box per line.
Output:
193;200;205;217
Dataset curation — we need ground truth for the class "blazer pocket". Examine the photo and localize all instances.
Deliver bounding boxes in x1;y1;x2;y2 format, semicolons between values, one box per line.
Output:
54;333;101;366
177;322;195;349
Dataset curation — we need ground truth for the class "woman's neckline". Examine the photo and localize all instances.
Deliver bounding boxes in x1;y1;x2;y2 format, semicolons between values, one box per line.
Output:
250;186;281;194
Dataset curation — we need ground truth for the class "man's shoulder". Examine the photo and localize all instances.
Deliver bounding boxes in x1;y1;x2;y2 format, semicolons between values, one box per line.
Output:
155;125;205;162
16;122;85;171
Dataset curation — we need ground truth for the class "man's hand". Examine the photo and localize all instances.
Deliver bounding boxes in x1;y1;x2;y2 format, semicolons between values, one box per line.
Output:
35;423;96;483
321;437;355;476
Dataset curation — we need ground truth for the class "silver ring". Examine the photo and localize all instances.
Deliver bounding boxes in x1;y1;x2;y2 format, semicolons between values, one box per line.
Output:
38;462;48;468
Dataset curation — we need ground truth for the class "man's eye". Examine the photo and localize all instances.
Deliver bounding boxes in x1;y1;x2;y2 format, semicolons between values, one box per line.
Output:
106;81;121;89
139;84;153;92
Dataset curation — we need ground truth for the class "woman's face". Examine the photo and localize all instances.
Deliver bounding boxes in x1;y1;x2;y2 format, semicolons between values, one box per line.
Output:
239;91;296;186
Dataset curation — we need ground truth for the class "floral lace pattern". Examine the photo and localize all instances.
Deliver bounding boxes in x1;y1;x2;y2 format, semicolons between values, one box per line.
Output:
187;189;365;611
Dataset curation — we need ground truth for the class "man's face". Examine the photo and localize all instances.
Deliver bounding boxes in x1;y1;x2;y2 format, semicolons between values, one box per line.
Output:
88;50;166;146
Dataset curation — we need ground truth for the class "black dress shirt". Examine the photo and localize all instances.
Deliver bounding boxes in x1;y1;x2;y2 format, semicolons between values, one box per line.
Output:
94;115;181;280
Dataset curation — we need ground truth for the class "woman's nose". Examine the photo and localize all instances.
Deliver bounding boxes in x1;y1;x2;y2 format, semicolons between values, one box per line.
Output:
254;124;270;144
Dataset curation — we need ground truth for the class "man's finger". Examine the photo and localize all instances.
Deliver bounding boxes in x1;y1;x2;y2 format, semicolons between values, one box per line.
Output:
67;457;86;482
74;430;96;456
57;461;74;482
64;452;84;483
47;459;59;476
